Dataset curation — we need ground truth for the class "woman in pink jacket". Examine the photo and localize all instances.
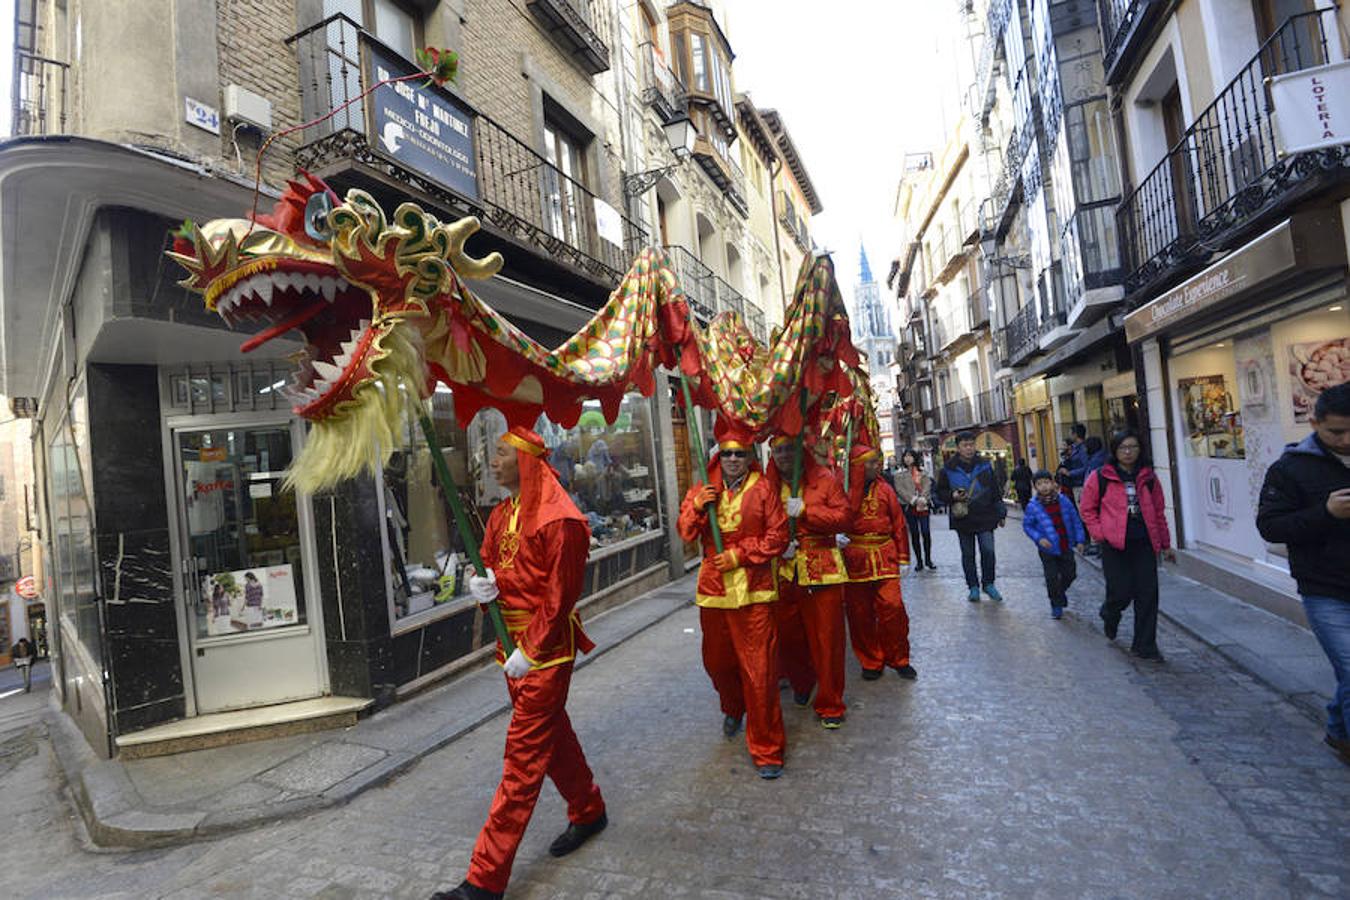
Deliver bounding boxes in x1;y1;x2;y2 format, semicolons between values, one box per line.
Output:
1079;430;1176;661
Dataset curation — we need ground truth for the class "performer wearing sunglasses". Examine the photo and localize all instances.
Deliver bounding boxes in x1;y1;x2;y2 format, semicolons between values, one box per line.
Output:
677;417;790;778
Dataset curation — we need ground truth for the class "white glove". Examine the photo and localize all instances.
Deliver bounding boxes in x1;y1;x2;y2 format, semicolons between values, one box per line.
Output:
503;647;531;679
783;540;798;560
469;569;499;603
785;496;805;518
836;534;851;548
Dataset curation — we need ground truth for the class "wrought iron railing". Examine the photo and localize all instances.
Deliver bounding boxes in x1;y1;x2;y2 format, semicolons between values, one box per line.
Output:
1118;9;1342;297
993;328;1011;369
777;193;811;252
934;303;971;352
1099;0;1163;84
665;245;716;321
639;42;686;122
745;306;767;342
976;387;1011;423
714;276;746;319
943;397;975;429
524;0;612;75
286;15;647;286
1005;301;1039;364
11;50;68;136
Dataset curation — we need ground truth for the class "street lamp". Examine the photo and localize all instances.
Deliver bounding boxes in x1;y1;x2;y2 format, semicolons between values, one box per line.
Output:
623;114;696;197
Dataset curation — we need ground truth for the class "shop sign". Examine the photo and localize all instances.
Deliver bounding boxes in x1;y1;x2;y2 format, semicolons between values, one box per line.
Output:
1125;219;1295;343
15;576;38;600
1102;371;1137;401
367;40;479;201
199;446;227;462
1013;377;1049;413
1271;59;1350;155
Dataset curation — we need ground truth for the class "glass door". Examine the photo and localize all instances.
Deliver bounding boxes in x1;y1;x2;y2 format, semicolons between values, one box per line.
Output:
173;421;324;714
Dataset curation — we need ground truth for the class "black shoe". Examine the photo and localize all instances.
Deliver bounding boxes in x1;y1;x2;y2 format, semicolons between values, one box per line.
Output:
757;764;784;779
430;880;502;900
1101;611;1118;640
893;664;917;680
1132;649;1165;662
860;668;883;681
722;714;743;737
548;811;608;857
792;689;812;707
926;561;937;570
1324;733;1350;765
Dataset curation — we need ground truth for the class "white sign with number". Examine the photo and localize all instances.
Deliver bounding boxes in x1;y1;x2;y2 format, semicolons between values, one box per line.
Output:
185;96;221;135
1271;59;1350;154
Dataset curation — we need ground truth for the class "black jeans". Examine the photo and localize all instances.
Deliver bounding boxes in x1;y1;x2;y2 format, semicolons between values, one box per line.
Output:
957;530;996;588
1100;540;1160;655
906;513;932;566
1038;550;1077;608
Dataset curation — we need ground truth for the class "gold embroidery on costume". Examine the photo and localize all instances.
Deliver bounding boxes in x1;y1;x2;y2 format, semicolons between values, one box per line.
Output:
496;498;522;570
716;472;758;533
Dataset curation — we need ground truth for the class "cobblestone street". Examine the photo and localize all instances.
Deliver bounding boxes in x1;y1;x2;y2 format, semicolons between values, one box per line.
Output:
6;527;1350;899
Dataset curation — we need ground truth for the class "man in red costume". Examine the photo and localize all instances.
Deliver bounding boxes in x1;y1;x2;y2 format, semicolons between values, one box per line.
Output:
842;443;917;682
767;432;853;728
434;427;606;900
677;416;790;778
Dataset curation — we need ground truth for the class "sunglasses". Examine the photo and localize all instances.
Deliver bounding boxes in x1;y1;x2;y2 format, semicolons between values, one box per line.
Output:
721;450;749;458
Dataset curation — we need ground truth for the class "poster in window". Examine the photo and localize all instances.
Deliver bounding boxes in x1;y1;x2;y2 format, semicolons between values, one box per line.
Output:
202;565;298;635
1177;375;1244;459
1288;336;1350;423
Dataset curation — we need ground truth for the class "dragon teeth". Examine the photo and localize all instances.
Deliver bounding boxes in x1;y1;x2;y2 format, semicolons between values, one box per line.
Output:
257;279;274;305
313;360;343;383
319;278;336;302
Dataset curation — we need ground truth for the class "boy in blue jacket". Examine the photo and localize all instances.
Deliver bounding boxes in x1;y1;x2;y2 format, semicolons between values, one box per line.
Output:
1022;470;1087;619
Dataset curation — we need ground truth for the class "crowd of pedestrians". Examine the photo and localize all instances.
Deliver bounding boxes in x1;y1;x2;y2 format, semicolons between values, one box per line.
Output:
874;382;1350;766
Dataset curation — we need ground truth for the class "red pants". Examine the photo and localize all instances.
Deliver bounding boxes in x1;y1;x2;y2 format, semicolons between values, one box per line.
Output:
844;578;911;671
778;581;847;718
700;603;786;766
466;662;605;894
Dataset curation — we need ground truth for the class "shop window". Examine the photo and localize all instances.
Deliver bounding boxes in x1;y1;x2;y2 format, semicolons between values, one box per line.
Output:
384;390;664;626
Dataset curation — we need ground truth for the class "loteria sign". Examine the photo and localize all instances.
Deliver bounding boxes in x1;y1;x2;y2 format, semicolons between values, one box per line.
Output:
1271;59;1350;154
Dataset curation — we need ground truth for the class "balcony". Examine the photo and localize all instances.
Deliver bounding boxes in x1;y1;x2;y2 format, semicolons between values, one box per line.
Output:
933;304;973;354
11;50;68;136
967;287;991;330
1099;0;1167;86
975;387;1012;423
943;397;976;430
664;245;716;321
689;116;748;216
714;276;746;319
1038;264;1076;350
745;305;767;342
286;15;647;290
777;194;811;252
1118;9;1349;301
525;0;612;75
1004;302;1040;366
639;43;686;122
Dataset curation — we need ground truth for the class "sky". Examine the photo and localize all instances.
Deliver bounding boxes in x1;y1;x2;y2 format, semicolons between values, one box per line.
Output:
724;0;966;305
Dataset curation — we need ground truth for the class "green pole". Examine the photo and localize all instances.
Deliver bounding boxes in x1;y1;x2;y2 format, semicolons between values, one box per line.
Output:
842;417;855;486
418;412;515;655
678;373;723;554
789;389;807;541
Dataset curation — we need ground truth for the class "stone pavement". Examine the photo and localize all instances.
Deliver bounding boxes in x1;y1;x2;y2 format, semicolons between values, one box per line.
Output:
5;525;1349;898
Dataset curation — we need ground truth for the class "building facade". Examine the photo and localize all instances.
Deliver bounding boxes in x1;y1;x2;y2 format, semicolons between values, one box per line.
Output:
5;0;810;756
1105;0;1350;618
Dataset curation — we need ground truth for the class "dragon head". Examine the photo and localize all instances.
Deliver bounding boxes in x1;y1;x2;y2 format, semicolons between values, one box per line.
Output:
169;173;503;490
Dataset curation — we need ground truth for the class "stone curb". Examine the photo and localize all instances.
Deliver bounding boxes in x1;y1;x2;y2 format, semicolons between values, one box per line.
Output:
50;578;694;849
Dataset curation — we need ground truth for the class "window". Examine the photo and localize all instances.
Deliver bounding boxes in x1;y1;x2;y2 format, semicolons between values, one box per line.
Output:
542;116;588;248
689;33;708;92
641;4;663;56
372;0;417;59
382;391;664;625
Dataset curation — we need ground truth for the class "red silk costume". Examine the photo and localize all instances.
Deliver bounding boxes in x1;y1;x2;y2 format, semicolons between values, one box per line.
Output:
767;436;851;720
465;428;605;896
842;444;914;673
676;418;789;767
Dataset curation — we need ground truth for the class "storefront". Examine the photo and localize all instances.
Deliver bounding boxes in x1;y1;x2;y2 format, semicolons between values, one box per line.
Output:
1013;376;1054;470
1126;210;1349;609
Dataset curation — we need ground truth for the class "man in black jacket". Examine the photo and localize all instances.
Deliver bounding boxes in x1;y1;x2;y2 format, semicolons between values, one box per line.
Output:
936;431;1008;602
1257;382;1350;765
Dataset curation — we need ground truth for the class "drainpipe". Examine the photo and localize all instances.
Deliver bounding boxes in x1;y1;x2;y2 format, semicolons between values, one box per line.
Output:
768;157;789;313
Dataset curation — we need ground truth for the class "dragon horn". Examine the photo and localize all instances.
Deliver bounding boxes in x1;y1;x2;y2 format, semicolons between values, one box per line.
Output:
443;217;504;280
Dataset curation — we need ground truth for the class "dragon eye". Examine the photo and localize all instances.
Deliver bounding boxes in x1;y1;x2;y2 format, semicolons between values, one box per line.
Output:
305;192;335;241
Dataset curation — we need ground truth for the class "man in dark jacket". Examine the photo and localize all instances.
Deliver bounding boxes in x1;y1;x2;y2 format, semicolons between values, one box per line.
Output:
1257;382;1350;765
936;431;1007;602
1061;424;1089;487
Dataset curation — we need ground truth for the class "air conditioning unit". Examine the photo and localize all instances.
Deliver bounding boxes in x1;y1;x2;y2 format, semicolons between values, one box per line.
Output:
224;84;273;132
